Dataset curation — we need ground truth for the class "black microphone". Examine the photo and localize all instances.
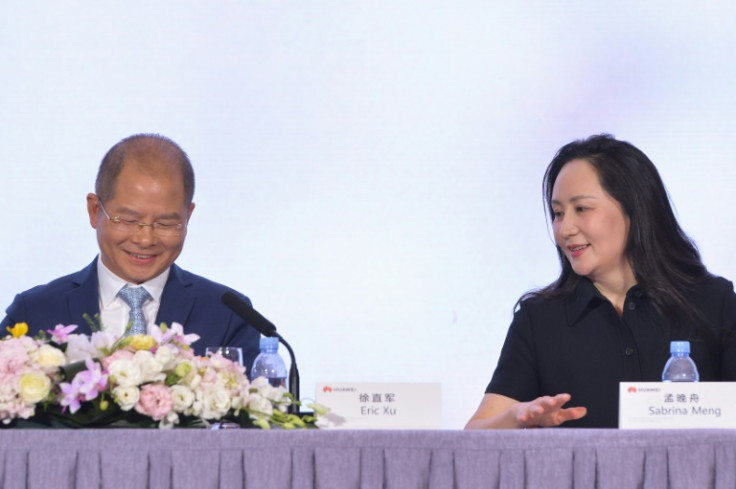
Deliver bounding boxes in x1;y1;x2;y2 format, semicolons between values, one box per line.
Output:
221;292;300;414
222;292;277;337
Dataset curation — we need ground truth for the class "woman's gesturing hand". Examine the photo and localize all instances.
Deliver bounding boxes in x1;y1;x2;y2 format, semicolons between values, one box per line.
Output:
512;393;587;428
465;392;587;429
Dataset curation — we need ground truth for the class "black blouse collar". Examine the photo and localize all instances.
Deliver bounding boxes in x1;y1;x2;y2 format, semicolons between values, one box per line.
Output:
565;278;644;326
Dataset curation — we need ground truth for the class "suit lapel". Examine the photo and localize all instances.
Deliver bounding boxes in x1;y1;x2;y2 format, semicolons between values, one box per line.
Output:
156;264;195;326
67;259;101;335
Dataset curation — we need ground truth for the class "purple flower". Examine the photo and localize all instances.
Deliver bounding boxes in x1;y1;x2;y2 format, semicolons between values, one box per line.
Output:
149;323;199;354
76;359;109;398
168;323;199;347
58;359;109;414
59;382;82;414
47;324;78;344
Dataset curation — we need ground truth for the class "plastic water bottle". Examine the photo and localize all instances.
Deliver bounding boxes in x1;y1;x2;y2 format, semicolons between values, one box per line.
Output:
661;341;699;382
250;337;288;388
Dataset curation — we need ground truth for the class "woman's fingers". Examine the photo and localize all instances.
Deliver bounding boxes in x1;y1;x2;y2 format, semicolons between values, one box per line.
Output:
518;393;586;427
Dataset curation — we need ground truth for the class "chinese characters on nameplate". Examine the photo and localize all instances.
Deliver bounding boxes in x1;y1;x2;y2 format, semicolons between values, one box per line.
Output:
619;382;736;429
315;382;441;429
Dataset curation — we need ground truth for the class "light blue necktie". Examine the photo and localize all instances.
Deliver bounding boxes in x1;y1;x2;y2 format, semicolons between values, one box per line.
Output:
117;286;152;336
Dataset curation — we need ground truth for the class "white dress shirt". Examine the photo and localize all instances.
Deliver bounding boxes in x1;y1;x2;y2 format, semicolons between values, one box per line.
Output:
96;257;170;338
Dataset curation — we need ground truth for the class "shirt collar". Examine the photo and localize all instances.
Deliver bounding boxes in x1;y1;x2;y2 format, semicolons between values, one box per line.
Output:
96;256;170;308
565;278;644;326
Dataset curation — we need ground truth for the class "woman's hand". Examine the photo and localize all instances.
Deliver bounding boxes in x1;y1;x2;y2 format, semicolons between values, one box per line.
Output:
511;393;587;428
465;392;587;429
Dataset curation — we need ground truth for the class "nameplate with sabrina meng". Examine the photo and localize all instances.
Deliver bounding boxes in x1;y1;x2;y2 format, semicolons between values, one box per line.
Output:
619;382;736;429
315;382;442;429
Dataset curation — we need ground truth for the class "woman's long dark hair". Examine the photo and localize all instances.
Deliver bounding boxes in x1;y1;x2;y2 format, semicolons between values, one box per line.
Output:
526;134;709;326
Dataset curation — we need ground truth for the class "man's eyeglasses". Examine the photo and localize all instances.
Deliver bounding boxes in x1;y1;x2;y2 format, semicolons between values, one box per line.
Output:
97;200;186;237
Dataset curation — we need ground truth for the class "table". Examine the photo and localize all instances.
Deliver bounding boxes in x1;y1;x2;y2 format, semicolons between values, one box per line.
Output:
1;428;734;489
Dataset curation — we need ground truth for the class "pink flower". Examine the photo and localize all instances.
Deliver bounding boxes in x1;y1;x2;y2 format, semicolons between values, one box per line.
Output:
0;337;56;423
100;349;134;370
169;322;199;347
150;325;175;345
135;383;173;421
46;324;78;344
150;323;199;353
0;338;32;374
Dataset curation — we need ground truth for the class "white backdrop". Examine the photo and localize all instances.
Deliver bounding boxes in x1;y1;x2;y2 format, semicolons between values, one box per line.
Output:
1;1;735;429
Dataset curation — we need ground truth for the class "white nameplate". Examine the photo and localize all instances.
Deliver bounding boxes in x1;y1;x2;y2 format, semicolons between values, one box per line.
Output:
315;382;441;429
619;382;736;429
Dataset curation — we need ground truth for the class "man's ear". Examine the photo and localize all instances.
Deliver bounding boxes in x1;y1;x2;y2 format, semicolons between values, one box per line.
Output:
186;202;195;222
86;193;100;229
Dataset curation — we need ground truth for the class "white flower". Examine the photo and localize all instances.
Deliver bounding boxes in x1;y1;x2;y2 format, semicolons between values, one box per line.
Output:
249;376;269;389
181;369;202;390
132;350;165;383
90;331;117;355
261;384;286;403
158;411;179;429
112;385;140;411
32;344;66;369
19;372;51;404
154;345;175;369
107;359;142;387
63;335;97;363
170;385;195;412
196;385;232;420
247;394;274;417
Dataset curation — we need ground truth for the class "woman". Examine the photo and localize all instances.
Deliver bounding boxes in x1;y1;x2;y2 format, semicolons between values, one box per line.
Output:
466;134;736;429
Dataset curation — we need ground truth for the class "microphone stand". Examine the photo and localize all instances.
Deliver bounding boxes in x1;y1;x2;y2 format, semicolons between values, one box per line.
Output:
274;333;300;415
220;293;301;415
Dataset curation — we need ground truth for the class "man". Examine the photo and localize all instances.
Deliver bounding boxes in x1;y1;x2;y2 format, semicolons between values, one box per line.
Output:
1;134;260;371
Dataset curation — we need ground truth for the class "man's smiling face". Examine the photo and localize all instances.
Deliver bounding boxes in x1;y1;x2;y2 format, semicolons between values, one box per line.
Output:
87;159;194;284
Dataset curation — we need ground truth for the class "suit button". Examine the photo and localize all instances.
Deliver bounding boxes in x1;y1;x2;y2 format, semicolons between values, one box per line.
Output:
624;347;635;356
628;302;636;310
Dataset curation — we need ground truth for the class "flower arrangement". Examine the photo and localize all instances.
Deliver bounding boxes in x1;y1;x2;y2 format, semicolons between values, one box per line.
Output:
0;321;327;429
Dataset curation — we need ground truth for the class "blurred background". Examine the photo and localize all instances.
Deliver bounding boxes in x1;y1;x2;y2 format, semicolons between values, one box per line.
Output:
1;1;735;428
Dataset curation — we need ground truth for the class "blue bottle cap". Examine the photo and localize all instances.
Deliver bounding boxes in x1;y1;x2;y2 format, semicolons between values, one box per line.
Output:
259;336;279;351
670;341;690;354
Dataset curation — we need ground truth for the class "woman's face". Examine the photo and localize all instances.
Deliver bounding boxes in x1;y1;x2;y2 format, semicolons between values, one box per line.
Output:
550;159;634;289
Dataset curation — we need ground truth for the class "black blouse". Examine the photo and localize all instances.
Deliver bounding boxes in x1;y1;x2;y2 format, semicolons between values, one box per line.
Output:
486;275;736;428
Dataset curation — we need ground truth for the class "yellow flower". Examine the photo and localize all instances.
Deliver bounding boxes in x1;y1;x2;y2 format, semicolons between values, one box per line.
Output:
19;372;52;404
129;334;156;351
7;322;29;338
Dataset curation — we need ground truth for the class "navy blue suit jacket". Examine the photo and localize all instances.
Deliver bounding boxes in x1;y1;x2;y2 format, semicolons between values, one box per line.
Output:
1;259;261;373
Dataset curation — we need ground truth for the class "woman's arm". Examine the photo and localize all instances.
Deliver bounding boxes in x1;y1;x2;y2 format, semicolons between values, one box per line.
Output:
465;392;587;429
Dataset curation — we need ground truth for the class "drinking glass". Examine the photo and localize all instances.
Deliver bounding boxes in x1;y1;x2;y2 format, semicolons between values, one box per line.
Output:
205;346;243;366
205;346;243;430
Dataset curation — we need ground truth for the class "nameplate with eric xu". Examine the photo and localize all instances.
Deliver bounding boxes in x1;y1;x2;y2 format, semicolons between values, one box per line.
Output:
619;382;736;429
315;382;441;429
